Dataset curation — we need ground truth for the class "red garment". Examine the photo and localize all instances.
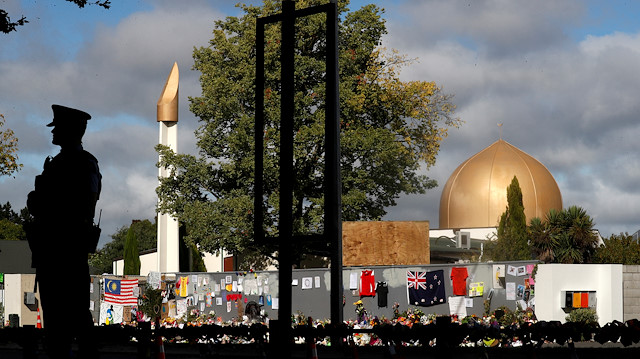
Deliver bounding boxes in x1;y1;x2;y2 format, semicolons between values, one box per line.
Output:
360;270;375;296
450;267;469;296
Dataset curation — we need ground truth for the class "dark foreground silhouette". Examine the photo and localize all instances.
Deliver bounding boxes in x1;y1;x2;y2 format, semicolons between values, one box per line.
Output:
26;104;102;358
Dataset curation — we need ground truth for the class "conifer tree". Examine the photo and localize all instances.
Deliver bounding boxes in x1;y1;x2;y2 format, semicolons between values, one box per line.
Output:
123;227;140;275
491;176;530;261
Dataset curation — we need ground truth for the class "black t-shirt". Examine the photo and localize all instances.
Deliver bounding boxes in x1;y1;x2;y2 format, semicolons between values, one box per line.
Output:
377;282;389;307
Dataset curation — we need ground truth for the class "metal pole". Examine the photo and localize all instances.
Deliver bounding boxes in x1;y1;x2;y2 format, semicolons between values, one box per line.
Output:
255;17;265;250
325;0;343;333
255;1;340;354
278;1;295;357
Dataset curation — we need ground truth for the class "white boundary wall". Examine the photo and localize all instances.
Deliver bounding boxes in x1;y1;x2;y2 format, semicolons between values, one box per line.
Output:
4;274;22;325
113;251;232;276
113;252;158;276
536;264;623;326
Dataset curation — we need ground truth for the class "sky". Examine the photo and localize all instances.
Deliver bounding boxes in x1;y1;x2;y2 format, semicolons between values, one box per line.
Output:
1;0;640;248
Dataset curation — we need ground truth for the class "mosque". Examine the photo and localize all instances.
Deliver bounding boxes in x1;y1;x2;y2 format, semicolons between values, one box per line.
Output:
430;138;563;263
121;63;567;271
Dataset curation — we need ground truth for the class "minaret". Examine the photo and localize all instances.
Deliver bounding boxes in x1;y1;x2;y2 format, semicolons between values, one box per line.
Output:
157;62;180;273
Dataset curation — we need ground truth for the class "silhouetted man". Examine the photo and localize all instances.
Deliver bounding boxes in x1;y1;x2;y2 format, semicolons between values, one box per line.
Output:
27;104;101;358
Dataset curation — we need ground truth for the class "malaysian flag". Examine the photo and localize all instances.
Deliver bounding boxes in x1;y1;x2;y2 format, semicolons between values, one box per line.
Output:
407;270;445;307
104;279;138;305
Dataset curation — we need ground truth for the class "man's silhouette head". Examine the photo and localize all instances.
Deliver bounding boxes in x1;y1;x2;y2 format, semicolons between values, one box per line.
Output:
48;105;91;147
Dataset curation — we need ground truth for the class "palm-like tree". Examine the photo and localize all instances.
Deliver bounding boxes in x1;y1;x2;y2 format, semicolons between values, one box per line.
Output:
528;206;597;263
528;217;555;263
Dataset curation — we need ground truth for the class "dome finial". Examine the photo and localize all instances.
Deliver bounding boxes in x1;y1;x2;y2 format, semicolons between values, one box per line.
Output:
497;123;503;140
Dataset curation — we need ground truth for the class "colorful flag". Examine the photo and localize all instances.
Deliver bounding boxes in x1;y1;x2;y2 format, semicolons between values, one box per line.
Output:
104;279;139;305
407;270;445;307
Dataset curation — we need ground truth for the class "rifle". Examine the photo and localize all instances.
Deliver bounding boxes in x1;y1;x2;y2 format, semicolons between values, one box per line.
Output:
88;209;102;254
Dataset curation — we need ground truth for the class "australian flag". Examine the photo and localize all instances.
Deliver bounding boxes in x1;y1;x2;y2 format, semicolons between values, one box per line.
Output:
407;270;446;307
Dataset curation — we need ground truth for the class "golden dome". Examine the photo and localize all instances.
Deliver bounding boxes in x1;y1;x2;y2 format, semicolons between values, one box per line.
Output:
439;139;562;229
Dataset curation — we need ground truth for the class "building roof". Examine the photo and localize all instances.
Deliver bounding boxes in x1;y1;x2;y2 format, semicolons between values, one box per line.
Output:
0;240;35;274
439;139;562;229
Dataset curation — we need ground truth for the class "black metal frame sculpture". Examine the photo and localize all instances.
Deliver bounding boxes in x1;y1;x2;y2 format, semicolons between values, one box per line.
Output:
254;0;342;356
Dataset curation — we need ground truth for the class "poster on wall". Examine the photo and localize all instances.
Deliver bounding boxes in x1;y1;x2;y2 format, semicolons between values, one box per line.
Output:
243;278;258;295
349;272;358;289
99;303;123;325
302;277;313;290
493;265;505;289
506;282;516;300
168;300;176;317
176;299;187;318
123;306;132;322
148;271;161;289
448;296;467;317
469;282;484;297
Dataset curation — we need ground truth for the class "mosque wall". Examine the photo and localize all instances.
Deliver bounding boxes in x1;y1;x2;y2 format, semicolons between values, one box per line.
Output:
536;264;624;326
4;263;637;328
87;261;540;325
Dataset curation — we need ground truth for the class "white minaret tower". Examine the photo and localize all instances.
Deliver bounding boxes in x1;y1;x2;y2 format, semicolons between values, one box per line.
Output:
157;62;180;273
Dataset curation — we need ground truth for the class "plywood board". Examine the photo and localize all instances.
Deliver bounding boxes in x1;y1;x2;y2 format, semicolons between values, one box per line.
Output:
342;221;429;266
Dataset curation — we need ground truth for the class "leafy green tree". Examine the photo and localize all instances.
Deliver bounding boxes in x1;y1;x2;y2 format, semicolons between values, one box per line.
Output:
1;1;110;33
0;219;24;241
89;219;156;274
528;217;554;262
593;233;640;264
123;227;141;275
0;202;27;241
490;176;530;261
156;0;459;262
138;284;163;321
0;115;21;176
529;206;598;264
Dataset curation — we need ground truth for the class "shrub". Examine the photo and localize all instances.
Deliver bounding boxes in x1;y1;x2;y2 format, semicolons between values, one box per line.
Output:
565;308;598;325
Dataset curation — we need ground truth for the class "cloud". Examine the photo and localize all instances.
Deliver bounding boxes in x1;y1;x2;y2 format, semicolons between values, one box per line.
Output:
387;0;583;57
0;1;224;247
2;0;640;248
379;4;640;237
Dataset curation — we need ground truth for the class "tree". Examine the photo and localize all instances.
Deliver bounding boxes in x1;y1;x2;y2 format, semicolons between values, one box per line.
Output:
156;0;460;263
489;176;530;261
0;114;22;176
89;219;156;274
0;202;27;241
0;10;27;34
528;217;554;262
593;233;640;264
529;206;598;264
123;227;141;275
0;219;24;241
1;0;110;34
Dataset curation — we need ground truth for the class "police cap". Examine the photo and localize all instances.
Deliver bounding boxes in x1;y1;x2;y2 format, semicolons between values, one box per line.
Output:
47;105;91;127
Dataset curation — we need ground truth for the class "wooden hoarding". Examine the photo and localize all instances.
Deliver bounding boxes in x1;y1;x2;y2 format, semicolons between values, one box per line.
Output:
342;221;430;266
